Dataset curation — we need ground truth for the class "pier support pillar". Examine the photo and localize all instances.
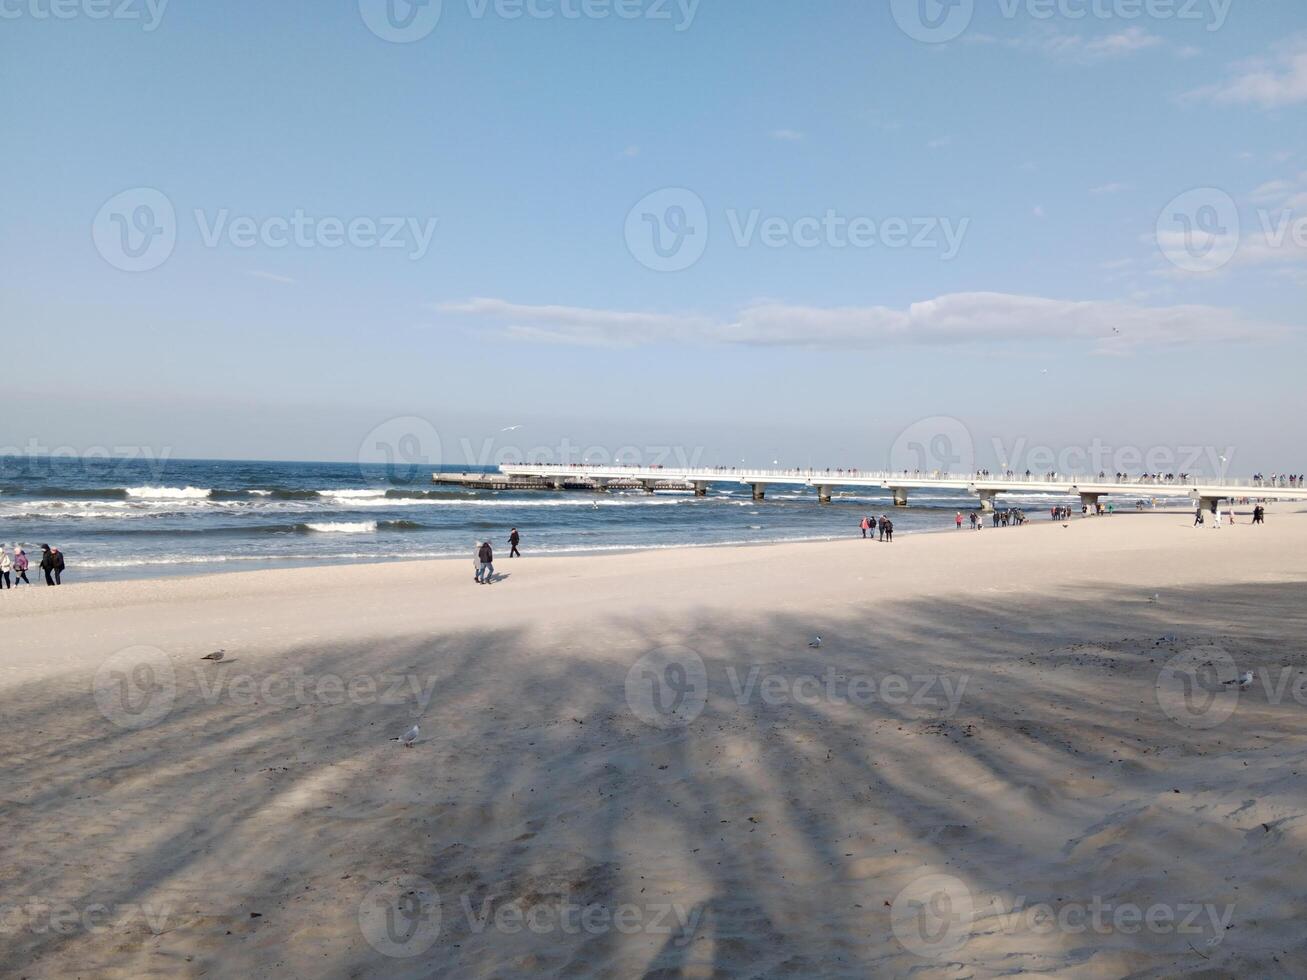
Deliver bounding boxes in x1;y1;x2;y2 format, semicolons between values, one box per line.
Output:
1079;492;1101;515
816;485;833;504
640;480;658;494
693;481;709;497
752;483;767;501
552;478;566;491
892;487;909;507
976;490;998;512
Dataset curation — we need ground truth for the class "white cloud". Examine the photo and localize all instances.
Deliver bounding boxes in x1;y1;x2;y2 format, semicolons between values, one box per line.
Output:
434;293;1286;350
770;129;805;142
927;136;952;149
1186;38;1307;109
1090;182;1131;195
967;26;1164;63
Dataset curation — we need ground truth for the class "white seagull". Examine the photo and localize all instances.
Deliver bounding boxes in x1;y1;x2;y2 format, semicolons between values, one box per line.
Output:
500;425;523;432
808;635;823;649
1225;671;1254;690
400;724;420;748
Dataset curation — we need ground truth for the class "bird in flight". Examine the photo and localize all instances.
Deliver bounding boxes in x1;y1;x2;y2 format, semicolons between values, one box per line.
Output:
501;425;523;432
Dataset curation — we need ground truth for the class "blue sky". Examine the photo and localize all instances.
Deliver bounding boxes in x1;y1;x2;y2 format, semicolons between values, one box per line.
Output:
3;0;1305;473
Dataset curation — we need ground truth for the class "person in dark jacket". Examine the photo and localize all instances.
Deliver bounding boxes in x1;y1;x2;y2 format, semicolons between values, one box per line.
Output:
477;541;494;585
52;547;65;584
508;528;521;558
39;544;55;586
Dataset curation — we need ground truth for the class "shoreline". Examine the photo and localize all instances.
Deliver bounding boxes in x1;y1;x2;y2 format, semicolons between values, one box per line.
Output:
1;498;1237;588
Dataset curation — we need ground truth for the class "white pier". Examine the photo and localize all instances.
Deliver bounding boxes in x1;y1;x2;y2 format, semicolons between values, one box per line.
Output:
484;464;1307;513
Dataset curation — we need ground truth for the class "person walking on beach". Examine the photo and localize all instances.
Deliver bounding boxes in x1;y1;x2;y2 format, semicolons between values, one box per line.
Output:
508;528;521;558
0;546;10;589
1193;508;1204;528
860;516;871;539
883;518;894;543
956;512;963;530
477;540;495;585
12;547;29;586
39;545;56;586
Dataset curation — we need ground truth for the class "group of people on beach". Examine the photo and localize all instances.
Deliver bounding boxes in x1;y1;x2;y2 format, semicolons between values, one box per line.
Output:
0;544;63;588
473;528;521;585
859;515;894;542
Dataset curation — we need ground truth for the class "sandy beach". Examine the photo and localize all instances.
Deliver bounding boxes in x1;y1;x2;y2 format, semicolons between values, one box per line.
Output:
3;508;1306;978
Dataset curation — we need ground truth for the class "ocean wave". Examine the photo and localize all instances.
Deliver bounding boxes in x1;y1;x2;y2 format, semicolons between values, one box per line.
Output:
125;485;212;499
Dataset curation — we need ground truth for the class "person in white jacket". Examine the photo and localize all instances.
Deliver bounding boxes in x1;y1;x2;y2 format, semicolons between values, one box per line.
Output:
0;546;11;589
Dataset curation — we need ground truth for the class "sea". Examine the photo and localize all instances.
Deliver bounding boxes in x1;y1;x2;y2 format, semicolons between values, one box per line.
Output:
0;457;1086;582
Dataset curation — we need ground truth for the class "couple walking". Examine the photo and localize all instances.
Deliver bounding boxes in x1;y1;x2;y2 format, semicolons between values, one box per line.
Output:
0;545;33;588
474;528;522;585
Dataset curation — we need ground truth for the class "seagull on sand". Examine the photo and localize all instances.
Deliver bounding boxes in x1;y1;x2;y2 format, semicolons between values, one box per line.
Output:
808;635;823;649
200;650;225;662
400;724;420;748
1225;671;1254;690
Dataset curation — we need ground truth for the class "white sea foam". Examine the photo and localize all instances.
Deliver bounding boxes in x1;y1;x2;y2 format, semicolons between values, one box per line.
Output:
304;521;378;534
125;485;212;499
